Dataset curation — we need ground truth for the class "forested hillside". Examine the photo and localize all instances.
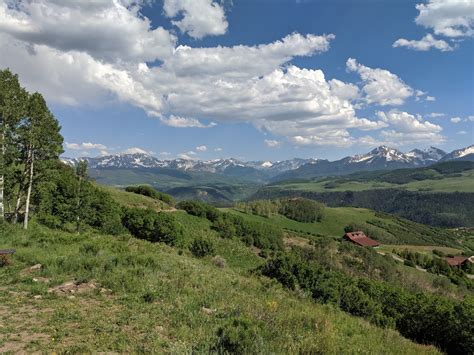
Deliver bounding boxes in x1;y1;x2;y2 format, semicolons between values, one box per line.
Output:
255;162;474;227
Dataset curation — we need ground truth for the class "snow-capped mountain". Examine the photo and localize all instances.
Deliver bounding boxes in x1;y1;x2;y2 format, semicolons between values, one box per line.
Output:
61;154;312;176
271;145;472;181
346;146;413;165
406;147;446;164
62;145;473;182
440;145;474;162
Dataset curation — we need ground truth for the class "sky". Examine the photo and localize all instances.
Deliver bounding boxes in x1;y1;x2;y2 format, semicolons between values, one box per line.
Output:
0;0;473;161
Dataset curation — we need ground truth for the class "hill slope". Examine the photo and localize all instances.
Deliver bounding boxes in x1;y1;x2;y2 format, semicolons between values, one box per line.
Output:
0;223;438;354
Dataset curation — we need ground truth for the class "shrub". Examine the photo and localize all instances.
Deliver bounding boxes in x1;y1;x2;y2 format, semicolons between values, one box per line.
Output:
122;208;182;245
177;200;220;221
214;317;262;354
211;255;227;268
125;185;175;206
279;198;324;223
190;237;216;258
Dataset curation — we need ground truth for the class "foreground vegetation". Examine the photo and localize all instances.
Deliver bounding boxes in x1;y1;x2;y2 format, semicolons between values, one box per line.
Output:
0;222;440;354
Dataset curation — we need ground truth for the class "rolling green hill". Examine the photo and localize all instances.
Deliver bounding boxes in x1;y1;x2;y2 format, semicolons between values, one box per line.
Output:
226;206;465;249
0;222;439;354
89;168;260;204
254;162;474;228
267;161;474;193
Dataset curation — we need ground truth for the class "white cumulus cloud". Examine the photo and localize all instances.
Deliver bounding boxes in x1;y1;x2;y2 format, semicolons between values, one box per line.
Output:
160;116;217;128
393;34;453;51
264;139;282;148
196;145;207;152
66;142;107;150
163;0;228;39
376;110;444;145
415;0;474;38
346;58;414;106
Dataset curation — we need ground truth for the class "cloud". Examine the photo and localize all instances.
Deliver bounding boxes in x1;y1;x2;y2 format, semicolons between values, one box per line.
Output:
66;142;107;150
450;116;462;123
163;0;228;39
414;90;436;102
0;0;176;63
264;139;282;148
346;58;414;106
457;130;468;135
467;115;474;122
196;145;207;152
177;151;197;160
393;0;474;51
214;147;223;152
415;0;474;38
0;1;411;149
393;34;453;51
428;112;446;118
123;147;151;155
376;110;444;145
160;115;216;128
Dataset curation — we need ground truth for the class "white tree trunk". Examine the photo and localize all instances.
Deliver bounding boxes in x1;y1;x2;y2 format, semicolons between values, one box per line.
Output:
0;130;4;221
23;149;34;230
13;192;22;224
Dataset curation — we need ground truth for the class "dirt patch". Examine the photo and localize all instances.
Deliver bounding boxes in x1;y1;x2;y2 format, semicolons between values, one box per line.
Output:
283;235;313;250
48;280;111;296
0;332;50;353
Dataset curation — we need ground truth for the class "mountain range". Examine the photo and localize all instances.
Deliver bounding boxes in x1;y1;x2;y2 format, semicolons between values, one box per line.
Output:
62;144;474;183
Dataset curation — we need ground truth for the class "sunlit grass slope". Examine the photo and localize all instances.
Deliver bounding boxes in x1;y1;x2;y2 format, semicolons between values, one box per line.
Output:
0;222;438;354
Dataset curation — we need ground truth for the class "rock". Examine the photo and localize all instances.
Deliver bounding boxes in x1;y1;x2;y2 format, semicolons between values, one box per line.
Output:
201;307;217;315
29;264;42;271
33;295;42;300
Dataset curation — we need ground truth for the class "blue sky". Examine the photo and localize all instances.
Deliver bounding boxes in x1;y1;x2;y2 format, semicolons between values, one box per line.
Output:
1;0;472;161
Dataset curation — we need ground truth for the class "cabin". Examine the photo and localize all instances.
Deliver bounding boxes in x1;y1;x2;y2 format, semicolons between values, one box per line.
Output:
444;255;472;267
343;231;380;248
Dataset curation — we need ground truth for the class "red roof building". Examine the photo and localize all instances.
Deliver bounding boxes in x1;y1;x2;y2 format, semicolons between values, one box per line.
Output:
445;256;469;267
343;231;380;247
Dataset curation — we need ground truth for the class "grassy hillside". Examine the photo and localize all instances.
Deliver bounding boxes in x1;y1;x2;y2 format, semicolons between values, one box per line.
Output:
226;206;464;249
0;222;438;354
89;168;260;204
268;161;474;193
98;185;173;211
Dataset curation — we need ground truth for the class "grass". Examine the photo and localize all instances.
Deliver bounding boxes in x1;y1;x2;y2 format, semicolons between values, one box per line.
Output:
98;185;173;211
378;244;463;256
226;207;463;248
271;169;474;193
0;222;439;353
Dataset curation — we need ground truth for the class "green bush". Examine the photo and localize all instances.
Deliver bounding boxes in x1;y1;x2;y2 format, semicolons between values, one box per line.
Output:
214;317;262;354
189;237;216;258
122;208;182;245
125;185;175;206
278;198;324;223
176;200;220;221
259;251;474;354
35;161;124;234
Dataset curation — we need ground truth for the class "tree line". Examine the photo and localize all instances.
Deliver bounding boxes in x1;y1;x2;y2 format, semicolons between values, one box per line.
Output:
236;198;325;223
